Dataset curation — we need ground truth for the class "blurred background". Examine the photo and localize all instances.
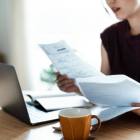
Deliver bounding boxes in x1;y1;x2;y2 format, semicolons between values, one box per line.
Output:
0;0;119;91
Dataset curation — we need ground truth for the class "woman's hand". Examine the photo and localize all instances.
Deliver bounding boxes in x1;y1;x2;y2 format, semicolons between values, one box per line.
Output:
131;103;140;116
55;71;82;95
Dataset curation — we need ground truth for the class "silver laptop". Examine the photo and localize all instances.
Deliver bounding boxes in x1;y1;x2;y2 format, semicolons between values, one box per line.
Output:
0;63;60;125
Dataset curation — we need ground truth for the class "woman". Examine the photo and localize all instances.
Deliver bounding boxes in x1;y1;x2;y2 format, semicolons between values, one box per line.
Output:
55;0;140;116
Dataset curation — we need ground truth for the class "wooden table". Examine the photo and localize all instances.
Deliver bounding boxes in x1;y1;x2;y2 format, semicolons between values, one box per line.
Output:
0;108;140;140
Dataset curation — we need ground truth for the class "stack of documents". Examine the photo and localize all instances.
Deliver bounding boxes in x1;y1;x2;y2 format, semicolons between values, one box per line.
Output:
39;40;140;123
76;75;140;106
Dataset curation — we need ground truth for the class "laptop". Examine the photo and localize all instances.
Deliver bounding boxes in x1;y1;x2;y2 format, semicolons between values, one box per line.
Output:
0;63;60;125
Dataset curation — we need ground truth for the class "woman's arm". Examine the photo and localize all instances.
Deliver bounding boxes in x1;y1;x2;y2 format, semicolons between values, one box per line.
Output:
101;43;111;75
100;43;140;116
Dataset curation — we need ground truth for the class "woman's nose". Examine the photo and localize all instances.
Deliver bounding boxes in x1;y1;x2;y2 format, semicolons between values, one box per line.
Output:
106;0;116;4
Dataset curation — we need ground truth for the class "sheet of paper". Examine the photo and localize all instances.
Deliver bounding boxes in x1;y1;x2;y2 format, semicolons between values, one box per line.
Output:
23;90;77;102
91;106;140;125
36;96;93;111
52;106;140;129
39;40;104;79
76;75;140;106
77;75;128;83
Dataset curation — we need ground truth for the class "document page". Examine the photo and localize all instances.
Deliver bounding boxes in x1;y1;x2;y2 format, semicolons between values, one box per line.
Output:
91;106;140;125
23;90;77;102
39;40;140;122
39;40;104;79
52;106;140;129
76;75;140;106
36;96;93;111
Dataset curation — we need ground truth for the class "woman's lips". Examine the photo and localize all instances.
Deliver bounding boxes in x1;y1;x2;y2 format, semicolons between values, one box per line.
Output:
111;7;120;13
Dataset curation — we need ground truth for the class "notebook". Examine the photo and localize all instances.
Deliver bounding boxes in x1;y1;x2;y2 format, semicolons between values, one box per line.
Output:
25;90;92;111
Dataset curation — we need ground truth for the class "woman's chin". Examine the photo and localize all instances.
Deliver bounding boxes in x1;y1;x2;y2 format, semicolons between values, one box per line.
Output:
115;15;127;21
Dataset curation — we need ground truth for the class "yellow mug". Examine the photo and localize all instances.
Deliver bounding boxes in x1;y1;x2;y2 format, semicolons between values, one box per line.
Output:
59;108;101;140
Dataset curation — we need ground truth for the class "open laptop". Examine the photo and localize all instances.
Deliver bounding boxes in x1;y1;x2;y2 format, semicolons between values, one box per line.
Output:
0;63;60;125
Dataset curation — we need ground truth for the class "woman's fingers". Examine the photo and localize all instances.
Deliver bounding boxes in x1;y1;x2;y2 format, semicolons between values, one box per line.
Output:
131;109;140;116
55;73;75;90
55;72;61;82
55;72;80;93
64;86;78;92
131;103;140;116
57;74;67;82
57;79;74;87
131;103;140;107
59;83;76;92
55;71;60;76
55;74;67;82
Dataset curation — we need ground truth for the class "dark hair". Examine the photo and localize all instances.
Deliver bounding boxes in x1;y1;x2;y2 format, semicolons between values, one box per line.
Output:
101;0;110;16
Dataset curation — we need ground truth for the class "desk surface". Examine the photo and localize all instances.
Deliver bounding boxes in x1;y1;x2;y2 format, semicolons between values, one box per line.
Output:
1;108;140;140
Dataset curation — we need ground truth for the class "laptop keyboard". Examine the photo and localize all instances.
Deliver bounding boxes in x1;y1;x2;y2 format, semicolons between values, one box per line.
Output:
26;103;60;124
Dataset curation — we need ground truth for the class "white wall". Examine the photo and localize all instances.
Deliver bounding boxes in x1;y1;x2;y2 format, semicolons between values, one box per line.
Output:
23;0;119;90
0;0;119;91
0;0;31;90
0;0;11;62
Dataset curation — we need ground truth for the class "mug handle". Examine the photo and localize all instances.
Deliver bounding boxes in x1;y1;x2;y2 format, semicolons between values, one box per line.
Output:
90;115;101;132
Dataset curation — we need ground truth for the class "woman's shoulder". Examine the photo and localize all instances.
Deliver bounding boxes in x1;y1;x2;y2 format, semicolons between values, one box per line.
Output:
100;20;127;53
101;20;127;35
